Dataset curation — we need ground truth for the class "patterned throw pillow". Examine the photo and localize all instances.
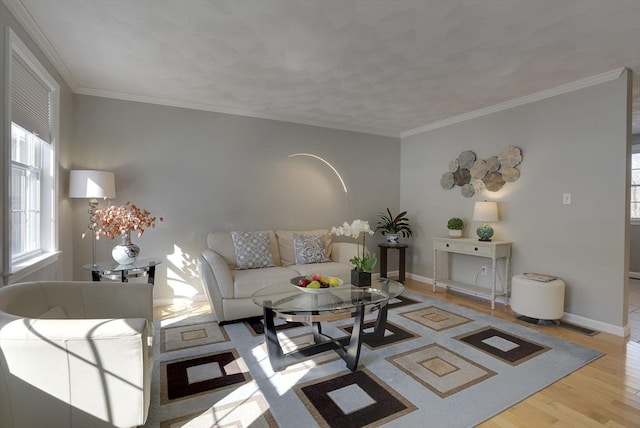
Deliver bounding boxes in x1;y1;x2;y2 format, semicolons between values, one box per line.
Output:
293;233;330;265
231;231;275;270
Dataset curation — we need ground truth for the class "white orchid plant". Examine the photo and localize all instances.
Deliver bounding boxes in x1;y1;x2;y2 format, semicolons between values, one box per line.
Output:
331;219;377;272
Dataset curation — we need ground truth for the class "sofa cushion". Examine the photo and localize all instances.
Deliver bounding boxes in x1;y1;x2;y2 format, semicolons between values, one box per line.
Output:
293;233;330;264
276;229;331;266
208;230;281;268
231;231;275;270
232;266;295;298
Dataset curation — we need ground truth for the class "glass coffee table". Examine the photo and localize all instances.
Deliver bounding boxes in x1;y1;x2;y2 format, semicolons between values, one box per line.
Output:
251;278;404;372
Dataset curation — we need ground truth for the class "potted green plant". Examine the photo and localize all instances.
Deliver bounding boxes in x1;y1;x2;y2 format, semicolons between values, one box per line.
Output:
447;217;464;238
375;208;413;244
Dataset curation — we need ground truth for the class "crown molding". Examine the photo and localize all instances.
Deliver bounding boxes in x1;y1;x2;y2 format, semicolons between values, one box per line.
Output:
3;0;79;92
401;68;627;138
76;86;400;138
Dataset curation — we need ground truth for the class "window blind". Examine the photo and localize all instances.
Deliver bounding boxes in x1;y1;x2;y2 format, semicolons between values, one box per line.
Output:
10;51;51;143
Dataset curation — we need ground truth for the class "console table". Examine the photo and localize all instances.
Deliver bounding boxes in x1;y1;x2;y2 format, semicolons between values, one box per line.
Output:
83;258;162;285
433;237;511;309
378;243;408;283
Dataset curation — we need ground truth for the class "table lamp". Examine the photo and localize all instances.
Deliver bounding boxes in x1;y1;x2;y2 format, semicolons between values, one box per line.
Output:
472;201;498;241
69;170;116;267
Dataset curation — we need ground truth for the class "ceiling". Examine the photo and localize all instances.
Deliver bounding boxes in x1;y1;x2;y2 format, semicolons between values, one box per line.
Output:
7;0;640;137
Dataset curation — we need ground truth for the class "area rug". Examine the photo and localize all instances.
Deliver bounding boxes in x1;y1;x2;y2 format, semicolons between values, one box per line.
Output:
143;292;602;427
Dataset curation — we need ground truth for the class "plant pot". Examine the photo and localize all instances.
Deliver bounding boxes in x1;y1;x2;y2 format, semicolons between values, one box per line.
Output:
448;229;462;238
351;269;371;287
112;231;140;265
386;233;400;244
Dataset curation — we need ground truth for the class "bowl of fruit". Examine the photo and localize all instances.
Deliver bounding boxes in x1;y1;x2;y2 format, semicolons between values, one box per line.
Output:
290;274;344;293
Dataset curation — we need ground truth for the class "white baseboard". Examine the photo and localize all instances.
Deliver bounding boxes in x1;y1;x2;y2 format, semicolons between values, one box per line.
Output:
376;270;399;280
406;273;628;337
407;272;432;284
629;271;640;279
561;312;630;337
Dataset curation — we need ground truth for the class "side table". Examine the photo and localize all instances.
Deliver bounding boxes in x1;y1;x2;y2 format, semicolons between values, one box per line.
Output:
82;258;162;285
378;243;408;283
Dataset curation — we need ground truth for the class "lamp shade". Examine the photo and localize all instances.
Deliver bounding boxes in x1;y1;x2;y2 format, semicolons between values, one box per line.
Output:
472;201;498;223
69;170;116;199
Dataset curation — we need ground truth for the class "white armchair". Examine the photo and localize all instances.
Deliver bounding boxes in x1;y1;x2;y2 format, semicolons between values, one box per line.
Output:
0;281;154;428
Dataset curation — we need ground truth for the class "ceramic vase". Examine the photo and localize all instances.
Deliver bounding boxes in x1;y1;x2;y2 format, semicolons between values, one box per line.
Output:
448;229;462;238
385;233;400;244
112;230;140;265
351;269;371;287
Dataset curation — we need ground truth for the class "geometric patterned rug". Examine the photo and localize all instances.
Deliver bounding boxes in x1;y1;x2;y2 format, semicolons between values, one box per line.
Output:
143;291;602;427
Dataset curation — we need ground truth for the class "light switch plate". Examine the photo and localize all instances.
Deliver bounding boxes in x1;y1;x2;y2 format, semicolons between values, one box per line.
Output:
563;193;571;205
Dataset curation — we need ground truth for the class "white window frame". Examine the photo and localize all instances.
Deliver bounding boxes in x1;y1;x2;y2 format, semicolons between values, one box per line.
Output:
4;29;60;282
631;145;640;225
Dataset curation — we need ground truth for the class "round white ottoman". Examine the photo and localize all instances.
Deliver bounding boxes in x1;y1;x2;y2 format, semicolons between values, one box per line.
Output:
511;275;565;321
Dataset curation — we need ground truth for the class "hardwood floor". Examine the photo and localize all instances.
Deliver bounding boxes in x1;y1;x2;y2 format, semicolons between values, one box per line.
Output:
403;279;640;428
154;278;640;427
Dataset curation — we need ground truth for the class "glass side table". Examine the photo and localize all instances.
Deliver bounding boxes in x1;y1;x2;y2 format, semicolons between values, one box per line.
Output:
82;257;162;285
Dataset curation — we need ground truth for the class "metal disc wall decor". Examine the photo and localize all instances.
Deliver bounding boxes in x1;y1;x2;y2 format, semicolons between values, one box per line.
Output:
498;146;523;168
472;179;486;193
458;151;476;169
453;168;471;186
486;156;501;172
461;183;475;197
501;167;520;182
470;159;488;179
440;172;455;189
484;171;506;192
440;147;523;197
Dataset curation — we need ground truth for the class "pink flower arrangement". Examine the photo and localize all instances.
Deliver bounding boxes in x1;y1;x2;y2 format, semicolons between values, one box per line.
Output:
89;201;163;240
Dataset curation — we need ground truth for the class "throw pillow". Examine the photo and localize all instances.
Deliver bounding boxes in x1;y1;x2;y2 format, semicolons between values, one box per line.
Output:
293;233;330;264
231;231;275;270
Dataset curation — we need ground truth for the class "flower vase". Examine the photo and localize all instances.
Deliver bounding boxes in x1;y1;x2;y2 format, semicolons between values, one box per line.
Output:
112;231;140;265
351;269;371;287
386;233;400;244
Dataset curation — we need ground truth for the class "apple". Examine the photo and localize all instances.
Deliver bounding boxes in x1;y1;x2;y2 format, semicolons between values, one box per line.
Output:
307;280;321;289
298;278;310;287
312;274;322;282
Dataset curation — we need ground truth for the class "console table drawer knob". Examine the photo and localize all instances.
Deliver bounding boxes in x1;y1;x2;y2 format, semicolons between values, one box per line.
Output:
475;247;479;251
446;243;450;247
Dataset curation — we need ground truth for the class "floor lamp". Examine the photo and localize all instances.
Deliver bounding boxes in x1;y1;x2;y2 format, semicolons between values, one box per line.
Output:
69;170;116;267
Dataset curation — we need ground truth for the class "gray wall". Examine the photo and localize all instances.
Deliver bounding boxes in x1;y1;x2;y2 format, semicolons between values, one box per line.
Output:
0;3;75;285
71;95;401;302
401;72;630;329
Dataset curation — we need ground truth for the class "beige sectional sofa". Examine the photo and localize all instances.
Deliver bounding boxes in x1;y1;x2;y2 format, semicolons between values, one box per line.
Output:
197;229;359;323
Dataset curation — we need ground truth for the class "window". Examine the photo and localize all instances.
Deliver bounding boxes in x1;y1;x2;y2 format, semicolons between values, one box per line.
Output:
632;148;640;221
5;29;59;276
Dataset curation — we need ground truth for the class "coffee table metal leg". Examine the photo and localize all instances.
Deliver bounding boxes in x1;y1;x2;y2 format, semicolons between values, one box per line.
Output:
312;320;322;343
368;302;389;344
264;306;286;372
344;305;365;371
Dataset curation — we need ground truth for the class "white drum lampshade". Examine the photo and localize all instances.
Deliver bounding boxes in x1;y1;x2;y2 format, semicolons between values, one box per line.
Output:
69;170;116;199
472;201;498;241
